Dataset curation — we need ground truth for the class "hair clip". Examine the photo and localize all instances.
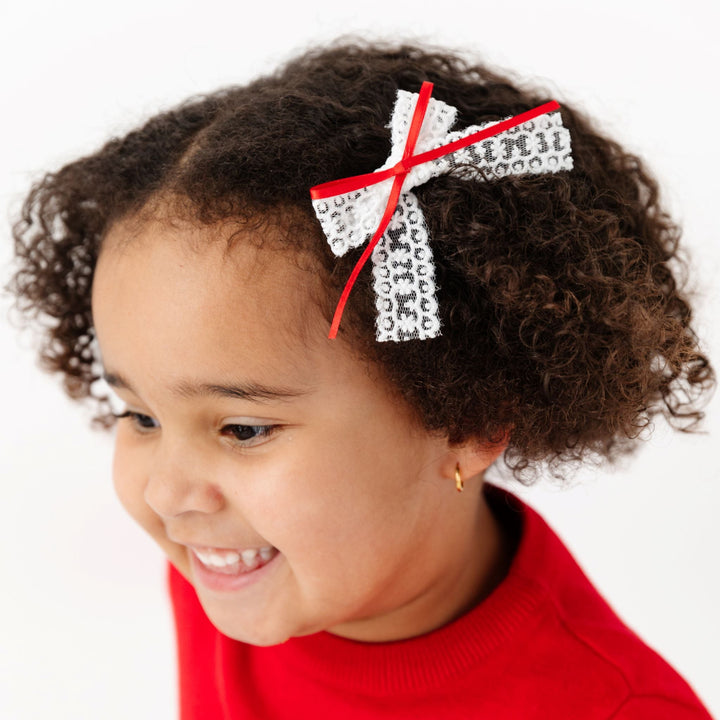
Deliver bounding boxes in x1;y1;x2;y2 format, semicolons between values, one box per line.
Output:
310;82;573;342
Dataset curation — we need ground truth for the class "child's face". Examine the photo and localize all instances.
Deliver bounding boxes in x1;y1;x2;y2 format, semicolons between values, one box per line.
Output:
92;216;501;646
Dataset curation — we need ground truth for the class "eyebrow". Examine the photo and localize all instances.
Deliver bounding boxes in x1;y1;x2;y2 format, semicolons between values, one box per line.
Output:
102;371;308;403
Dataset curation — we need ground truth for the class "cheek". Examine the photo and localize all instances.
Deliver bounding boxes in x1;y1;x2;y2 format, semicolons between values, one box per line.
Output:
262;443;406;561
111;427;191;578
112;429;157;535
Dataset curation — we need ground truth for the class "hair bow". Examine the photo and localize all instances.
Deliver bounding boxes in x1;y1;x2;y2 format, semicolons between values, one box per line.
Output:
310;82;573;342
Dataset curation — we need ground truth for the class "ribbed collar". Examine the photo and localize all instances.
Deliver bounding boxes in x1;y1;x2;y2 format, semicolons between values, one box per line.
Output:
254;484;558;696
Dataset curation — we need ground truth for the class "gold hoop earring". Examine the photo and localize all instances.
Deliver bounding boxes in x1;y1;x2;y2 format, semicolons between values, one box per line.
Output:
454;463;464;493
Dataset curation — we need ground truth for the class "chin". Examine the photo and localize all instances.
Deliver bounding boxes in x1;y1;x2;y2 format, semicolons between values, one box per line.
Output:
224;628;293;647
199;603;301;647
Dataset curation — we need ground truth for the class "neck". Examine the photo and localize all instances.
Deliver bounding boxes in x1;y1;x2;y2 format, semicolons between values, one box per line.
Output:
328;481;518;643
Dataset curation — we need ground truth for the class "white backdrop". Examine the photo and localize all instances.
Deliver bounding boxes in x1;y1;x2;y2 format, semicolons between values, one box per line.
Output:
1;1;718;718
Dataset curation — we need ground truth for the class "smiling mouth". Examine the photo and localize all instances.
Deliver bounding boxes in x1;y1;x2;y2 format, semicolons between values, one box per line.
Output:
191;546;278;575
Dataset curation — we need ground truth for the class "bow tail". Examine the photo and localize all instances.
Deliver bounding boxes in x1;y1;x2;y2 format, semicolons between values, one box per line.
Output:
372;192;441;342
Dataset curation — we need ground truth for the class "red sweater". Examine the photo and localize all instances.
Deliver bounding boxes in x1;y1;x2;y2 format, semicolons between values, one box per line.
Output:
168;483;713;719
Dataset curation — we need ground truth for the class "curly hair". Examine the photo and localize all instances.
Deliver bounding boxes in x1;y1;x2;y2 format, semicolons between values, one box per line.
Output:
7;41;714;482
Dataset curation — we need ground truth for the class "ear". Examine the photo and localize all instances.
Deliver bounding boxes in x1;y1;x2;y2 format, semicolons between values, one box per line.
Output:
438;437;507;485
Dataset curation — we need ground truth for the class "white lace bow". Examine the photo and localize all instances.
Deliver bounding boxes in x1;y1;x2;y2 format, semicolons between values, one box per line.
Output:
311;88;573;342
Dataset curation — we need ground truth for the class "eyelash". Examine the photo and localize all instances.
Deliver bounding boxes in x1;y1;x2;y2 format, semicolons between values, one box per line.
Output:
113;410;158;431
112;411;277;447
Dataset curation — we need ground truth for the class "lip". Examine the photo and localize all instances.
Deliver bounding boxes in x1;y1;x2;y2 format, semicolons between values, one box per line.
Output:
189;546;281;593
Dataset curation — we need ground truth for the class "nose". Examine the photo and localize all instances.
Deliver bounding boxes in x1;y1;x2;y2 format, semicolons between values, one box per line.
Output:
144;434;224;519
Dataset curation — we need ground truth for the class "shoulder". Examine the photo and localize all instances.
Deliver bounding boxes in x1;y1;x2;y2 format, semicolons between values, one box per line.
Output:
487;485;712;715
607;695;715;719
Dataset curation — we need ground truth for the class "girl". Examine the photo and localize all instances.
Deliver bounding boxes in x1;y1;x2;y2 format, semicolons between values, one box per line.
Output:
8;41;715;718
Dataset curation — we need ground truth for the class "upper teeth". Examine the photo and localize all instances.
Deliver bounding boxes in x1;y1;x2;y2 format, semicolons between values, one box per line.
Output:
193;546;274;569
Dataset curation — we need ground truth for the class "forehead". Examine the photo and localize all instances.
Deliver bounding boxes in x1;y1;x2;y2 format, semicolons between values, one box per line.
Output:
92;217;331;390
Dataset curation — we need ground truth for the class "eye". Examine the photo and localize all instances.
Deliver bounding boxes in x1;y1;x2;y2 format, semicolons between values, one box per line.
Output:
112;410;160;432
221;424;277;447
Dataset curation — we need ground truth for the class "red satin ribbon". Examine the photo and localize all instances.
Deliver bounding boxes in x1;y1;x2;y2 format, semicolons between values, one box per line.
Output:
310;82;560;339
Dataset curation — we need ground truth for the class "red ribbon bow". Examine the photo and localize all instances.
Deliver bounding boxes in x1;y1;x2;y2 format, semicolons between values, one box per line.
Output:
310;82;560;339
